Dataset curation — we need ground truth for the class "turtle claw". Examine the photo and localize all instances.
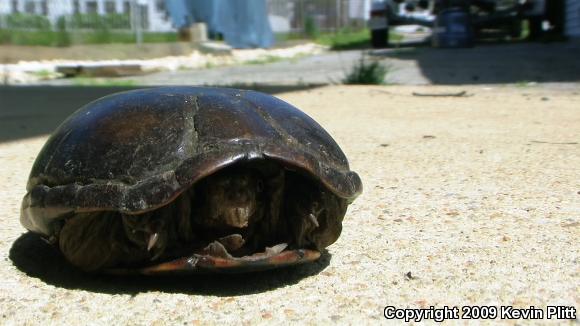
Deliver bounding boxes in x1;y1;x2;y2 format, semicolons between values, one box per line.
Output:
147;233;159;251
203;241;234;259
217;234;245;252
308;213;319;228
265;243;287;255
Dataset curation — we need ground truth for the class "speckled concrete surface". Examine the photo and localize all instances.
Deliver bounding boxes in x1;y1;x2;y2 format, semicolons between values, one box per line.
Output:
1;85;578;324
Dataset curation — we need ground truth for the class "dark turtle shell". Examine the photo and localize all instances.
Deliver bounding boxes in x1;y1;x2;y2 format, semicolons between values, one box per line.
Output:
20;87;362;273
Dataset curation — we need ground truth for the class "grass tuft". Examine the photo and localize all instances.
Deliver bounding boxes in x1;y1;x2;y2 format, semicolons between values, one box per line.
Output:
343;56;390;85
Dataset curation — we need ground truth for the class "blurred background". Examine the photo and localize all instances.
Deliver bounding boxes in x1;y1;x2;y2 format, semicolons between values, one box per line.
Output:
0;0;578;141
0;0;578;84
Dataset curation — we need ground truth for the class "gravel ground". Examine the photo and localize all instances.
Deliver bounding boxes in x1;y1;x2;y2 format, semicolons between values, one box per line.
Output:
1;85;579;324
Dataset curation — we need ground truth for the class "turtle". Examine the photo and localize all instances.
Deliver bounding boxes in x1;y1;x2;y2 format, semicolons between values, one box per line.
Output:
20;87;362;274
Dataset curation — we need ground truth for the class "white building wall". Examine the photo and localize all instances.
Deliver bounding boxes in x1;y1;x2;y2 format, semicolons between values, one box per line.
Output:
566;0;580;37
79;0;87;14
1;0;174;32
16;0;25;13
0;1;11;14
97;0;105;15
115;0;124;13
47;0;74;24
144;0;173;32
348;0;371;20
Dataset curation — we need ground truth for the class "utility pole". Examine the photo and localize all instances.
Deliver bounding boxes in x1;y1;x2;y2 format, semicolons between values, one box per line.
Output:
131;0;143;45
336;0;341;32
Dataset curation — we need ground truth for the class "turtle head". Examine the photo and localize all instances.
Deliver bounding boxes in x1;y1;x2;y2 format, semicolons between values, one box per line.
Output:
203;168;263;229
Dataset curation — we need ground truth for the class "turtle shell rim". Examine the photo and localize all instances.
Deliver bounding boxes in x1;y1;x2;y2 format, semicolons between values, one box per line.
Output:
21;142;362;237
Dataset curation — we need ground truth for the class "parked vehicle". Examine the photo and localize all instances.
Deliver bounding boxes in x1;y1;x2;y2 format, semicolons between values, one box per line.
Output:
432;7;474;47
369;0;392;48
369;0;434;47
369;0;553;48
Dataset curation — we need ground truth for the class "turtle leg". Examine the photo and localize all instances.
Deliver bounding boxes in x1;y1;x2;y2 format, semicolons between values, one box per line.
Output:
122;189;197;261
285;175;348;250
122;212;168;261
59;212;148;271
307;189;347;249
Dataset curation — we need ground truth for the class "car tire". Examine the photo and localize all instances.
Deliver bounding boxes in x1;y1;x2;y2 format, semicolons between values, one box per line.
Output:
509;20;523;38
528;18;542;40
371;28;389;48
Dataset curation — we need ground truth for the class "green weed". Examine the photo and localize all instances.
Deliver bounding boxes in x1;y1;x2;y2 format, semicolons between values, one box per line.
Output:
30;70;55;79
245;55;284;65
343;56;390;85
304;16;320;39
